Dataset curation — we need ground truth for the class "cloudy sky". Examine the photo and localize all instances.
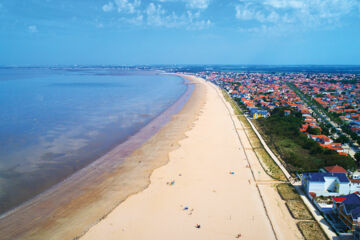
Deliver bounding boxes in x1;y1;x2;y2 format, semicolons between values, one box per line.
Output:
1;0;360;65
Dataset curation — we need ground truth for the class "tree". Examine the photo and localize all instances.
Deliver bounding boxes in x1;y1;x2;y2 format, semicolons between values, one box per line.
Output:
335;134;350;144
355;152;360;162
307;127;321;135
319;123;330;135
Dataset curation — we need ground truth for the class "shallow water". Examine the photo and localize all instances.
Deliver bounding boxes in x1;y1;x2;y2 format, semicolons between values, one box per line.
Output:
0;67;186;214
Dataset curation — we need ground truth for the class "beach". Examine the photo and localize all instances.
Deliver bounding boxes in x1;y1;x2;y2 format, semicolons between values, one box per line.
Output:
0;74;302;240
0;74;202;240
81;75;302;240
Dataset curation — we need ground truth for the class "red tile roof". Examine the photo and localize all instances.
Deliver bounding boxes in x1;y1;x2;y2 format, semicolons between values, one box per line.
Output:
324;165;347;173
332;197;347;203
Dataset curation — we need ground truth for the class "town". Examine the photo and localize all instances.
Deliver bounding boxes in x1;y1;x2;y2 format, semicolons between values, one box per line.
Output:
189;70;360;239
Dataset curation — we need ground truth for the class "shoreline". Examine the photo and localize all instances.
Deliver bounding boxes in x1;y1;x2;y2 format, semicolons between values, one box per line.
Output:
0;71;188;216
0;74;303;240
0;74;205;240
80;76;301;240
0;74;191;220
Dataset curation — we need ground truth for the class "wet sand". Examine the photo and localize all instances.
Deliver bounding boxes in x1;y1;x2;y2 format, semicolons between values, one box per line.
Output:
0;75;204;240
81;76;300;240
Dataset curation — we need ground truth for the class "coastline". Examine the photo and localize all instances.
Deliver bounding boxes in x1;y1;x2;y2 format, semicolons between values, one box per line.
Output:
0;74;205;240
80;76;301;240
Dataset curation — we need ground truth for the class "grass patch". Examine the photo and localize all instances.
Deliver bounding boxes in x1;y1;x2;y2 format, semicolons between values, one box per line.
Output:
246;130;262;148
254;148;286;180
221;90;286;181
239;115;251;129
222;90;242;115
286;200;313;220
277;183;300;200
297;221;328;240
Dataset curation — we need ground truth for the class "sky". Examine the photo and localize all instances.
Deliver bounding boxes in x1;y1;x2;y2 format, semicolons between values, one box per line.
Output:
0;0;360;65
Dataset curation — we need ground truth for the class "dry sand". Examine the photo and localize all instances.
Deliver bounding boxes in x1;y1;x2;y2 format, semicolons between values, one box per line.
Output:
81;76;302;240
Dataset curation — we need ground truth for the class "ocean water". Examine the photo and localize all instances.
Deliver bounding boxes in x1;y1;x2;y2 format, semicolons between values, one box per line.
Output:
0;67;187;214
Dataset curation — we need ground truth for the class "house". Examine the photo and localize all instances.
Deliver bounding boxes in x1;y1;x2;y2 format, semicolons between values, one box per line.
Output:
302;172;350;197
310;135;333;145
319;143;346;155
353;225;360;240
304;116;317;124
300;123;309;133
322;165;348;174
335;193;360;231
284;110;291;116
250;108;269;119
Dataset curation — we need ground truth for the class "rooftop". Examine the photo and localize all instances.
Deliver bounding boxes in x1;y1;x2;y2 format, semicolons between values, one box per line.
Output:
303;172;349;183
324;165;347;174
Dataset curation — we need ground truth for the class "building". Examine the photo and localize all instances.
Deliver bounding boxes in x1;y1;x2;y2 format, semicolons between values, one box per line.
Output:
336;193;360;231
310;135;333;145
353;225;360;240
351;179;360;193
322;165;348;174
250;108;269;119
302;172;350;197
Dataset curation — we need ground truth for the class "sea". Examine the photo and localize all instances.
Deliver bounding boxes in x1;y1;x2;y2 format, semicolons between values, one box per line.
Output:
0;67;187;214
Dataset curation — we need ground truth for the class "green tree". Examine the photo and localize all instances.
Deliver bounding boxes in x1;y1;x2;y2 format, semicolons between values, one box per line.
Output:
307;127;321;135
355;152;360;162
335;134;350;144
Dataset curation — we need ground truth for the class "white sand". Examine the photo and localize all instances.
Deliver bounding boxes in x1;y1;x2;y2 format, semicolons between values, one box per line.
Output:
81;76;301;240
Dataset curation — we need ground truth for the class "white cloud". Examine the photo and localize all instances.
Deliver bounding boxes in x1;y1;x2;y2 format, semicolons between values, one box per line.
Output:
267;11;279;22
145;3;164;26
235;4;279;23
102;2;114;12
264;0;305;9
102;0;141;13
235;5;252;20
28;25;38;33
185;10;211;29
114;0;141;14
187;18;211;30
124;14;144;25
145;3;184;28
143;3;211;29
102;1;210;30
185;0;210;9
235;0;360;30
156;0;210;10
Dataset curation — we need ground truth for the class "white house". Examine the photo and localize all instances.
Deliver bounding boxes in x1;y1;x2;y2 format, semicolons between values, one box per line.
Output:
302;172;351;197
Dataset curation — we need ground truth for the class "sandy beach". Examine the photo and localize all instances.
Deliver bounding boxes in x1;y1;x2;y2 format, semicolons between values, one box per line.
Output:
0;74;302;240
0;75;204;240
81;76;302;240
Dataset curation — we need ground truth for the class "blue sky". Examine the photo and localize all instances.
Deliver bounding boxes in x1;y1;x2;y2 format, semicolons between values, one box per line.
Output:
1;0;360;65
